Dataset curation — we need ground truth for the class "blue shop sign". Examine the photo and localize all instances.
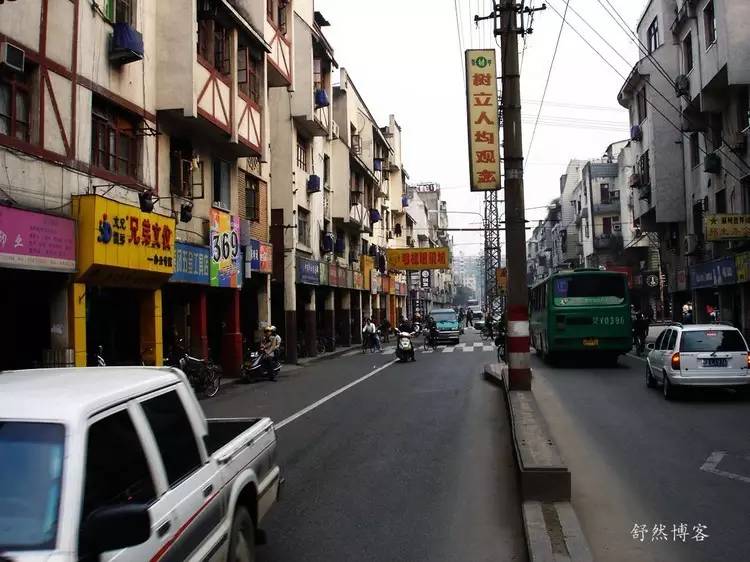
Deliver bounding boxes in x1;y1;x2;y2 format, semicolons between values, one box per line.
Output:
247;239;261;271
690;257;736;289
171;242;210;285
296;257;320;285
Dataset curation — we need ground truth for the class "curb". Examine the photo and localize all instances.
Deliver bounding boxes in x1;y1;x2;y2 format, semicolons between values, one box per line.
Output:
293;346;354;366
484;362;593;562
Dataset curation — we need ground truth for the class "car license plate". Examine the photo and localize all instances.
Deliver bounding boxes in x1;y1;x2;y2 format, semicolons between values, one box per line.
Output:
702;358;728;368
583;338;599;347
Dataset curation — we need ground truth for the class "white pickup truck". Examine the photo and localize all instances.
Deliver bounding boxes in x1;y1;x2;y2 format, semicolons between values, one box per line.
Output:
0;367;281;562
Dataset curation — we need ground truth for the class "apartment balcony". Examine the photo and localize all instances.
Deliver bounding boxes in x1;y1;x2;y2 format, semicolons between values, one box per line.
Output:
593;233;623;251
593;201;620;215
333;202;370;233
293;88;331;138
265;3;292;87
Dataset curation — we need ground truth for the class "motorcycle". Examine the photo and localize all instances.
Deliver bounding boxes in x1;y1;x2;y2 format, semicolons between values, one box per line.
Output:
241;347;281;382
166;340;221;398
395;332;416;362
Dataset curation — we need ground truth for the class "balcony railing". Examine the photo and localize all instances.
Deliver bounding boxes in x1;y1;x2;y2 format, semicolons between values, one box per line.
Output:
593;201;620;215
594;233;623;251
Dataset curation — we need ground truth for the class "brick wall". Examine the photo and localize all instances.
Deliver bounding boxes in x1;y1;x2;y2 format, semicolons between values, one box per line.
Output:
239;171;269;242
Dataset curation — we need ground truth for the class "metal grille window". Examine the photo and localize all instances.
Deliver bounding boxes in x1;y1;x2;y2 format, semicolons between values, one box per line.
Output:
212;159;231;210
245;174;260;221
213;22;230;75
0;75;30;142
690;133;700;168
104;0;135;24
298;207;310;246
91;98;138;178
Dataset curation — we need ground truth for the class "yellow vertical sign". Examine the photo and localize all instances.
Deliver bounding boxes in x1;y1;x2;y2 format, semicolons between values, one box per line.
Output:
465;49;501;192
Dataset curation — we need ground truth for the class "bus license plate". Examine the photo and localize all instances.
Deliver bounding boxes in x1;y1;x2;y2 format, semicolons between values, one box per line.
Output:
583;338;599;347
702;358;728;368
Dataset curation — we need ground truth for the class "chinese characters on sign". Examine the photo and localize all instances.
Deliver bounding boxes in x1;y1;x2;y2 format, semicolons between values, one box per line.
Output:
0;206;76;272
496;267;507;291
171;243;210;285
209;209;242;288
465;49;501;191
705;214;750;241
630;523;709;543
386;247;451;271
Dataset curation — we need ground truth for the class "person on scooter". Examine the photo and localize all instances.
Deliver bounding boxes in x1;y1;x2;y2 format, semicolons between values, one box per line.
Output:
262;326;282;380
633;312;649;355
362;317;381;352
398;316;413;334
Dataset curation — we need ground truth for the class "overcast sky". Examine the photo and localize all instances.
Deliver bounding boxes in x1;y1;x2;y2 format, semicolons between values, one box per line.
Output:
316;0;647;256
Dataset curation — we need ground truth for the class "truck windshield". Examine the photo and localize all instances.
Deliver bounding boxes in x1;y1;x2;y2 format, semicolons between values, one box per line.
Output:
553;275;626;306
0;422;64;552
432;312;457;323
680;330;748;352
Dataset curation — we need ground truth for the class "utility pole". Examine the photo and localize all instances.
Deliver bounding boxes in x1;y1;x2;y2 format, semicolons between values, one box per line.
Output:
496;1;543;390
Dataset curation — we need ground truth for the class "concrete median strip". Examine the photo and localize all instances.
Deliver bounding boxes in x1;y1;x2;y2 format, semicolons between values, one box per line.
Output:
485;362;593;562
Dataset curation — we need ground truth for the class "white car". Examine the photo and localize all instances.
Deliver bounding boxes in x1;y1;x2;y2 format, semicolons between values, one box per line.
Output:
646;323;750;399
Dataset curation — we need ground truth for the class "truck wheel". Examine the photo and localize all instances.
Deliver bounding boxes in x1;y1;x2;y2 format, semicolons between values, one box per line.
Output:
229;506;256;562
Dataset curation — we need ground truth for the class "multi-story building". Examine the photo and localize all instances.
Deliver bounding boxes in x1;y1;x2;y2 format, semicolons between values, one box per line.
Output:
0;0;273;374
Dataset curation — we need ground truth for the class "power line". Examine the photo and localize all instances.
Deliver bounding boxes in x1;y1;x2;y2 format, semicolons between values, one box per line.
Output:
525;0;571;170
454;0;466;88
544;0;747;186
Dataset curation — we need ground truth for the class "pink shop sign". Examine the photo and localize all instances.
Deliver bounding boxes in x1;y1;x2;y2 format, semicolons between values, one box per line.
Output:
0;206;76;272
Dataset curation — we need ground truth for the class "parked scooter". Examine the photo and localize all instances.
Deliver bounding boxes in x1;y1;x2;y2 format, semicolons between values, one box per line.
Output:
241;347;281;382
395;331;416;362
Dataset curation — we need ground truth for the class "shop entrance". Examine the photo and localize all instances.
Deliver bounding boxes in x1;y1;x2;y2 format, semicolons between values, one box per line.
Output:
0;270;67;370
86;287;141;366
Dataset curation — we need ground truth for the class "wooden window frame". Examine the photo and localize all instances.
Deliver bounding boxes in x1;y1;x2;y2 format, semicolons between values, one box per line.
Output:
689;133;700;168
91;98;139;180
636;88;648;123
683;32;694;74
0;73;31;143
212;159;231;210
245;173;260;222
238;46;261;104
297;207;310;246
296;138;308;171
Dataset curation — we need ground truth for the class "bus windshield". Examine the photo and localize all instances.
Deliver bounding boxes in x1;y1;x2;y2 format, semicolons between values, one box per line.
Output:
552;275;626;306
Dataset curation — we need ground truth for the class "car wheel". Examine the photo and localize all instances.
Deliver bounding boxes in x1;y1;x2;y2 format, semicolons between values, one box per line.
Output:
228;506;256;562
663;371;676;400
646;363;656;388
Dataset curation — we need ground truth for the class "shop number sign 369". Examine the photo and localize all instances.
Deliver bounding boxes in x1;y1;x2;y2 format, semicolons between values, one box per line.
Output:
210;209;242;288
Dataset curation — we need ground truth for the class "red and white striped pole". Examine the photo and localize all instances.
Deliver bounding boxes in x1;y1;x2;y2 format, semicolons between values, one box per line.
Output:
506;304;531;388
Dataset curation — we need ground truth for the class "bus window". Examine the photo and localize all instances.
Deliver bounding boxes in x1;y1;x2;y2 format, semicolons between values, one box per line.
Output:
552;274;626;306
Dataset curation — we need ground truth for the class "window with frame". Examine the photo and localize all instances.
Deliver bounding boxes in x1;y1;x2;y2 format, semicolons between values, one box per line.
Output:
80;410;156;525
297;207;310;246
104;0;136;25
716;189;727;214
91;97;139;179
602;217;613;235
212;159;231;210
647;17;659;54
245;173;260;221
636;88;648;123
683;32;694;73
638;150;651;185
690;133;700;168
238;45;262;104
197;16;230;76
704;1;716;46
296;138;309;171
140;391;202;487
170;137;202;197
600;184;610;204
0;71;31;142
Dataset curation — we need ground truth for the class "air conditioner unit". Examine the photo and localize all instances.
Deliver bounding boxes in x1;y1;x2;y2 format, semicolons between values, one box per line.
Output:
613;224;621;232
704;152;722;174
684;234;702;255
675;74;690;97
0;42;25;73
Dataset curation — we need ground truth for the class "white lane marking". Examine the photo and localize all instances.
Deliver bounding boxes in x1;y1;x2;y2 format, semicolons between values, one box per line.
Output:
700;451;750;484
276;360;398;430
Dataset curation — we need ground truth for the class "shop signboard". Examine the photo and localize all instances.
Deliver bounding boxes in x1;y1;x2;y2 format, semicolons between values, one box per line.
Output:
371;270;380;294
690;257;736;289
171;243;210;285
319;260;329;285
209;209;242;288
346;268;354;289
353;271;363;290
408;270;420;289
73;195;176;282
380;275;389;294
736;252;750;283
297;257;320;285
244;240;274;277
705;214;750;241
389;276;397;295
258;242;272;273
0;205;75;272
496;267;507;291
386;247;450;270
420;270;432;289
465;49;502;191
329;263;339;287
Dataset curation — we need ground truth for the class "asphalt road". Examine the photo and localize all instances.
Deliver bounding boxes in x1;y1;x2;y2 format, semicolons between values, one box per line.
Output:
202;331;526;562
530;351;750;562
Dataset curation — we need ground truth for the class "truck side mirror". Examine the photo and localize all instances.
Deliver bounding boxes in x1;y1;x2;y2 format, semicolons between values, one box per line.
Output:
646;343;655;351
80;504;151;555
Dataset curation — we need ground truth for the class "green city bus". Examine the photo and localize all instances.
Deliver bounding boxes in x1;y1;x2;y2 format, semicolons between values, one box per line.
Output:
530;269;632;364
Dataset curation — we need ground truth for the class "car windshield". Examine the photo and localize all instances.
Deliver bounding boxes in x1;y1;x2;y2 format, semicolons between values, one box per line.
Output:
432;312;457;323
0;422;65;551
553;275;626;306
680;330;748;352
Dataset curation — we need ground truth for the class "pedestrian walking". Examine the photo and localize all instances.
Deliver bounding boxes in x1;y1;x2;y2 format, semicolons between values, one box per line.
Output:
466;308;474;328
